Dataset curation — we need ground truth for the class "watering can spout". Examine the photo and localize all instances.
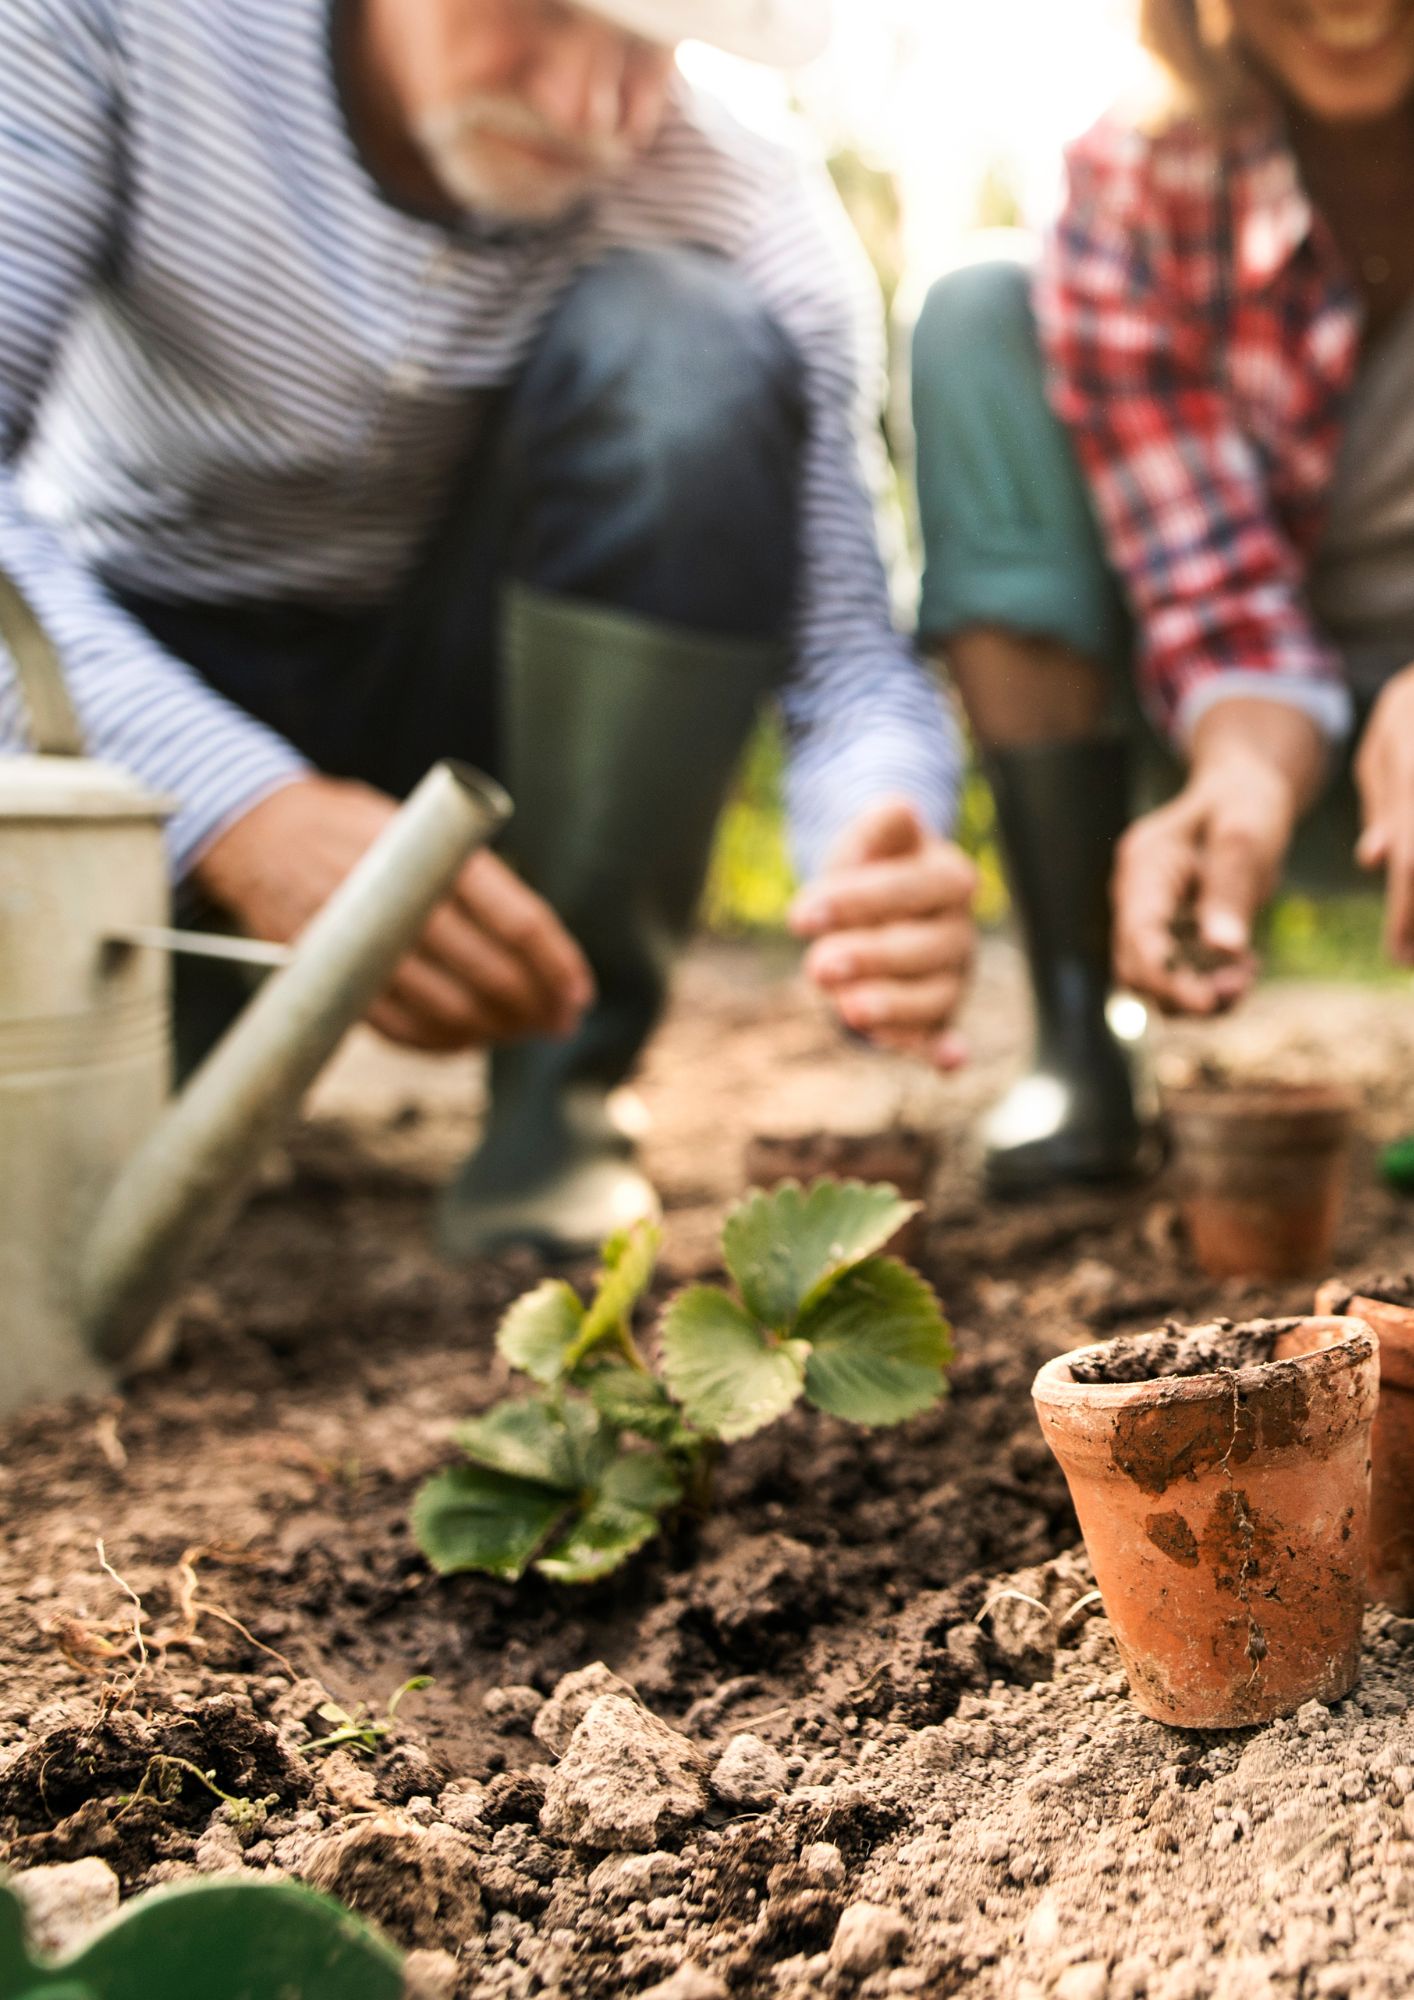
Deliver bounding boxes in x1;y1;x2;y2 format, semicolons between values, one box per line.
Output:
79;761;512;1364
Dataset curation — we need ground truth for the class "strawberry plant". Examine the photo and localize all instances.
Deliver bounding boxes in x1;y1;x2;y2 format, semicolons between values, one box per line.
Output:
413;1179;951;1585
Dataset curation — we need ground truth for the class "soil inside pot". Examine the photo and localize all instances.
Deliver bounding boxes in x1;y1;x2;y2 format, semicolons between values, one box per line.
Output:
1324;1271;1414;1315
1064;1317;1295;1384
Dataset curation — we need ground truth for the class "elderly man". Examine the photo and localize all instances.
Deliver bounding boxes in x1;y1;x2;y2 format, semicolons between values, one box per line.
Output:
0;0;973;1255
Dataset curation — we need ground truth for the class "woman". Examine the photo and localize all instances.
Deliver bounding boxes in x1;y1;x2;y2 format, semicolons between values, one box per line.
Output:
912;0;1414;1194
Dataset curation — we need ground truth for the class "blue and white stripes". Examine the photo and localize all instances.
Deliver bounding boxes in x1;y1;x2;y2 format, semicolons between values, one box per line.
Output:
0;0;960;880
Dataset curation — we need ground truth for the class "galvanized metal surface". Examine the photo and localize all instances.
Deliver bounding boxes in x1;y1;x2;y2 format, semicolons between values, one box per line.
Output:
0;788;171;1415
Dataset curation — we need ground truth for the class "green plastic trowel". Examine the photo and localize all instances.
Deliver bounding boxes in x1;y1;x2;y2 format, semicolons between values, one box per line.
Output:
0;1877;405;2000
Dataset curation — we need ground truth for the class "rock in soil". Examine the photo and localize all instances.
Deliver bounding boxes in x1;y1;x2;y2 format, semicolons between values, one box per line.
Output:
539;1695;708;1853
9;1858;120;1958
532;1663;639;1757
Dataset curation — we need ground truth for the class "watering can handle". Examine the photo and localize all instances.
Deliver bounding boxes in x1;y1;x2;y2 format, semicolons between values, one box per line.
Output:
0;566;85;756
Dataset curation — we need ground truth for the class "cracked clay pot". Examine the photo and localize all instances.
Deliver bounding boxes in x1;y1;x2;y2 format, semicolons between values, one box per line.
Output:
1166;1084;1354;1282
1315;1280;1414;1614
1032;1317;1377;1729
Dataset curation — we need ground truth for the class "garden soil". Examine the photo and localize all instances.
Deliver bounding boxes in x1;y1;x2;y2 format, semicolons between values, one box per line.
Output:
5;938;1414;1999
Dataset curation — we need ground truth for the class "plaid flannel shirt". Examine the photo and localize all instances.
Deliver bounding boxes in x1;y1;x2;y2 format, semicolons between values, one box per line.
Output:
1036;108;1362;749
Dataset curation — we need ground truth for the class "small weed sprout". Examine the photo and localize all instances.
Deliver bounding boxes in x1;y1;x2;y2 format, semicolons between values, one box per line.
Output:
300;1677;433;1758
117;1755;277;1831
413;1179;952;1585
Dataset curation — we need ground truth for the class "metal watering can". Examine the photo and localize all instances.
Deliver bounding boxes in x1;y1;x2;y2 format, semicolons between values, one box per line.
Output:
0;573;510;1416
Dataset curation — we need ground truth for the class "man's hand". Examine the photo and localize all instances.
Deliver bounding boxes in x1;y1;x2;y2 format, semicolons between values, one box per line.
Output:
193;775;594;1052
789;797;977;1071
1112;699;1324;1016
1355;663;1414;962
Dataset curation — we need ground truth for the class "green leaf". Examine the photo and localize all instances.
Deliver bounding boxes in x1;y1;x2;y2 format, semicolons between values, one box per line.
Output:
600;1448;684;1514
453;1398;582;1489
800;1257;952;1428
723;1180;919;1328
3;1878;407;2000
585;1364;690;1446
534;1502;664;1585
659;1286;808;1442
577;1221;663;1355
497;1279;586;1384
412;1463;571;1579
535;1447;681;1584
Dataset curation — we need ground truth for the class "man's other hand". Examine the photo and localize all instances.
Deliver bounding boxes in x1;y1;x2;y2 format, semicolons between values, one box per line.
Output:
192;775;595;1051
789;797;977;1071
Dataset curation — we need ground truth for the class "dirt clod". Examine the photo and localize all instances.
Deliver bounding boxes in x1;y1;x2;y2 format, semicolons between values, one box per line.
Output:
533;1663;639;1757
539;1696;709;1853
482;1686;543;1735
802;1841;847;1887
9;1858;120;1959
830;1900;911;1976
711;1733;789;1808
637;1965;729;2000
299;1816;484;1951
401;1949;461;2000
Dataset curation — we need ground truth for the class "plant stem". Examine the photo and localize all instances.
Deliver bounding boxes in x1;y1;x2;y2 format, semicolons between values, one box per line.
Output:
683;1439;721;1517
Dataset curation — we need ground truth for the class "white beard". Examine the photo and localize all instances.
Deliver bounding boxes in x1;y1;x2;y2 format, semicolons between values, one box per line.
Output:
413;97;631;223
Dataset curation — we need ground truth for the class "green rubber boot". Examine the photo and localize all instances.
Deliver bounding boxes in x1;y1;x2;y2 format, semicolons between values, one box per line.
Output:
437;586;781;1260
981;732;1156;1198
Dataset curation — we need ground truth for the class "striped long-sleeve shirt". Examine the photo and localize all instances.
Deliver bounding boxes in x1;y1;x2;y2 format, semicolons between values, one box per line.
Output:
0;0;961;881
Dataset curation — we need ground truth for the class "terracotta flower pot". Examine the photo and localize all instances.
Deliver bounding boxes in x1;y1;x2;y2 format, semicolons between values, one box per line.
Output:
1315;1277;1414;1614
1033;1316;1377;1729
1166;1084;1355;1281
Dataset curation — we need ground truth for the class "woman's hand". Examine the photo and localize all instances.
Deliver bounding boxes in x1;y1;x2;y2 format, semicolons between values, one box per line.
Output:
193;775;595;1051
1112;698;1324;1015
790;797;978;1070
1355;663;1414;962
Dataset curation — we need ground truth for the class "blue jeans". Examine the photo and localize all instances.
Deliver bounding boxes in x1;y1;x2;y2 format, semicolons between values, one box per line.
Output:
119;246;805;797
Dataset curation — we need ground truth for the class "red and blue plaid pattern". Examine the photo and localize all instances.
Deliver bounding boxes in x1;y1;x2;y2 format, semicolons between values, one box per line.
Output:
1036;110;1362;744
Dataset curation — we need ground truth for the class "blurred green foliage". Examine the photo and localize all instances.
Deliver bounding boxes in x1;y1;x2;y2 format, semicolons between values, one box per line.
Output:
1260;892;1397;983
702;718;796;934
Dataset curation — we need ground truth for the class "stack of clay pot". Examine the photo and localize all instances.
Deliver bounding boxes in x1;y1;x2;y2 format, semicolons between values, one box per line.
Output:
1314;1278;1414;1617
1032;1077;1414;1730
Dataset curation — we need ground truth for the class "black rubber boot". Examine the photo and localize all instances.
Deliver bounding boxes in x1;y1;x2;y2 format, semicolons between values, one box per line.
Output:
437;586;781;1259
981;732;1154;1198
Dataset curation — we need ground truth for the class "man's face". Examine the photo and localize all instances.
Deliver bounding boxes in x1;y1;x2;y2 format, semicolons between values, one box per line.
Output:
389;0;677;221
1227;0;1414;119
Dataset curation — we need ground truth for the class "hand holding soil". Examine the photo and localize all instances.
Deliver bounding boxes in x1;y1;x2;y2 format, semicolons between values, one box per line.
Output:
194;775;594;1052
791;796;977;1071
